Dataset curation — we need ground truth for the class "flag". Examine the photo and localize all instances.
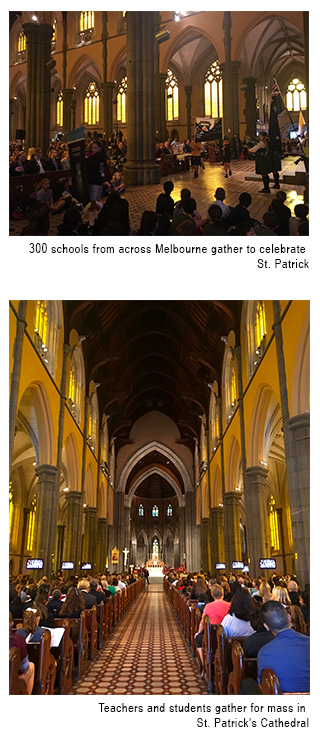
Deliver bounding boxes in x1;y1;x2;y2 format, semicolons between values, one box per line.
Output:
269;80;286;153
299;110;306;136
195;117;222;142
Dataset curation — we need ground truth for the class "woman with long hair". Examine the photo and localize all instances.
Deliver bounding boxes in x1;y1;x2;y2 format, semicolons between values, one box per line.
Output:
59;587;85;619
221;587;256;636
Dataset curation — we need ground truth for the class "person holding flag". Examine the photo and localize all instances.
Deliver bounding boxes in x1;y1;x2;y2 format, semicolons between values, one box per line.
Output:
249;80;284;193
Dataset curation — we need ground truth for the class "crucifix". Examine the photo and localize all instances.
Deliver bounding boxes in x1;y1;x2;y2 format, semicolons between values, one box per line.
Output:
123;547;129;566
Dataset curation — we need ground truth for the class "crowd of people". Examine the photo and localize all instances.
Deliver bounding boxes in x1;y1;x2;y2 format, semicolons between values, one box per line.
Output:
9;130;308;236
165;570;310;693
9;568;143;694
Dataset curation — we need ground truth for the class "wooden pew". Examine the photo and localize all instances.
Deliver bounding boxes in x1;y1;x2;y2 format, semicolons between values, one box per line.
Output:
54;619;74;694
227;641;257;695
84;606;98;661
202;617;218;694
190;607;202;657
9;647;27;694
66;612;89;679
260;668;310;696
214;626;247;695
27;629;56;694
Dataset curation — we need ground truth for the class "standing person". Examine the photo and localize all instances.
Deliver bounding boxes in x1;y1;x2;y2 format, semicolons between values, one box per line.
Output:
222;136;231;177
86;140;106;212
190;138;201;178
249;132;280;193
144;567;150;586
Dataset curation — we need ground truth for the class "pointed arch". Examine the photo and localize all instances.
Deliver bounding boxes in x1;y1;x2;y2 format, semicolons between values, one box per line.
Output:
225;435;241;493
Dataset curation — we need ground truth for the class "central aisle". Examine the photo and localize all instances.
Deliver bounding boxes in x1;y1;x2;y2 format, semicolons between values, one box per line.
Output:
70;585;207;695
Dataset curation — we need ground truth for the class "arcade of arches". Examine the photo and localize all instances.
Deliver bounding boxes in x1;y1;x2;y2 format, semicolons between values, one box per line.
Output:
9;301;310;586
9;11;308;185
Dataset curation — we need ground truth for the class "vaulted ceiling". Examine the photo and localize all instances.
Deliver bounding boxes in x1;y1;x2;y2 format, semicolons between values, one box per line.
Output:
64;301;242;455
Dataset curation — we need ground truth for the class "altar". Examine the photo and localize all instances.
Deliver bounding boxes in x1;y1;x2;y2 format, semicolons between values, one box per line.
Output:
145;558;165;578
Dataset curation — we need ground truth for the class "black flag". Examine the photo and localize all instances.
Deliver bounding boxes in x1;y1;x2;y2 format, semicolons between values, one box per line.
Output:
269;80;286;153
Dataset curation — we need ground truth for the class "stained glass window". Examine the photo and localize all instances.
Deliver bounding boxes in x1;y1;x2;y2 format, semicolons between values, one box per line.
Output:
286;78;307;111
139;504;144;516
255;301;267;349
117;77;127;123
57;91;63;127
167;504;173;517
35;301;48;356
152;505;159;518
204;61;223;118
269;496;280;552
166;69;179;121
80;11;95;33
26;497;37;553
18;32;26;54
84;82;100;126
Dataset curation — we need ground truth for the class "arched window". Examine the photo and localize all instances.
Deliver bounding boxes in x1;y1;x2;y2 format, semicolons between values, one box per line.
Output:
166;69;179;121
223;347;237;423
269;496;280;552
57;91;63;127
117;77;127;123
152;505;159;518
9;482;14;541
80;11;95;33
26;496;37;553
51;19;56;49
67;346;84;425
167;504;173;517
84;82;100;126
139;504;144;517
286;78;307;112
204;61;223;118
87;391;99;454
34;300;61;377
244;300;268;377
18;31;26;60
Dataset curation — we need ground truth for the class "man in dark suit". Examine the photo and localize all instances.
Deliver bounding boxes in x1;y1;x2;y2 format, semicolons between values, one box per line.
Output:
89;577;110;602
257;601;310;692
77;579;97;608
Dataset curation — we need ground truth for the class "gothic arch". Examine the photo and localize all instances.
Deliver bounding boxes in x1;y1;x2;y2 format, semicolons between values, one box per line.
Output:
17;382;55;465
63;432;80;491
85;463;95;507
211;463;222;507
117;440;192;494
225;435;241;493
127;468;183;508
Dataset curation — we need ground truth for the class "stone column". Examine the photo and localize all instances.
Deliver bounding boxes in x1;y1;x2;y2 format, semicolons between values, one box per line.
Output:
273;302;309;585
245;466;269;576
185;491;200;571
155;73;167;142
288;412;310;579
23;22;54;152
210;506;224;571
112;492;126;570
82;506;98;569
9;301;27;472
52;342;70;572
221;61;241;138
34;464;58;577
243;77;257;139
201;517;211;572
104;82;115;139
10;98;20;141
97;517;108;573
185;85;193;141
64;491;83;573
223;491;242;570
179;505;186;565
63;89;75;135
123;12;160;185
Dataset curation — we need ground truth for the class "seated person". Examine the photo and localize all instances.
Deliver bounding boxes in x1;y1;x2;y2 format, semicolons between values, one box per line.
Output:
35;178;66;212
157;181;175;217
203;204;224;235
168;197;197;234
210;187;230;219
242;609;274;657
195;583;231;665
15;607;44;643
155;195;172;235
137;210;159;235
59;586;85;619
47;589;63;617
289;203;309;235
77;578;97;608
257;601;310;692
9;612;35;694
254;211;279;236
228;192;253;227
221;587;256;637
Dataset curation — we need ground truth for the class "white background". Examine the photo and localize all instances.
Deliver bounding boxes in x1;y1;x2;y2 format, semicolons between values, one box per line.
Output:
4;2;317;743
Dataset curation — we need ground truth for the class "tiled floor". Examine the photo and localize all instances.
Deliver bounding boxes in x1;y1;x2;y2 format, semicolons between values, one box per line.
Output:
69;585;206;695
10;158;306;236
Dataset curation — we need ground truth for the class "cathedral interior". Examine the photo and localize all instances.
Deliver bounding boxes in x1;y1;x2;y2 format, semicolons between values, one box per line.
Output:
9;300;310;586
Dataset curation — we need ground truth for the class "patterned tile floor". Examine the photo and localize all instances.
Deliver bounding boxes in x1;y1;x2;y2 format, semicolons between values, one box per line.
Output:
69;585;207;695
10;158;306;236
